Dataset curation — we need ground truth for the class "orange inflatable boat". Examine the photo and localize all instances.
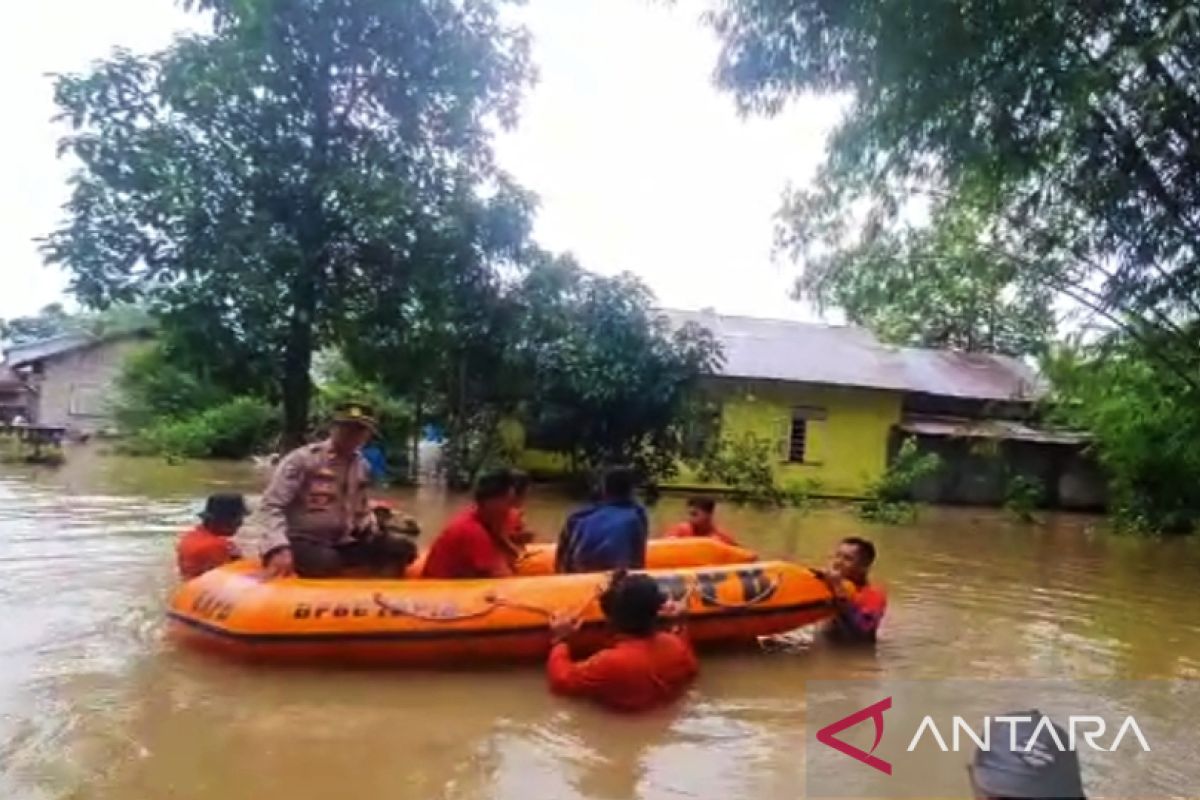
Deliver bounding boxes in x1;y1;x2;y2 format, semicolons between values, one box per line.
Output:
407;536;758;577
168;560;839;667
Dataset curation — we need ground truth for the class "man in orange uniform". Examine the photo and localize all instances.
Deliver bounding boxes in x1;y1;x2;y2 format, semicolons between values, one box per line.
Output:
822;536;887;642
665;496;737;546
259;402;416;578
546;571;697;712
422;470;520;579
177;494;246;579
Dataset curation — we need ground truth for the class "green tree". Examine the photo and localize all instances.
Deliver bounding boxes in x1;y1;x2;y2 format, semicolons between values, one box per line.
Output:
707;0;1200;372
513;257;723;484
0;304;74;345
706;0;1200;531
1;303;153;347
43;0;534;447
1047;339;1200;533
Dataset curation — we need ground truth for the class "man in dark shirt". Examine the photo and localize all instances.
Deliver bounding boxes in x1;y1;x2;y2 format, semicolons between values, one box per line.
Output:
556;467;648;573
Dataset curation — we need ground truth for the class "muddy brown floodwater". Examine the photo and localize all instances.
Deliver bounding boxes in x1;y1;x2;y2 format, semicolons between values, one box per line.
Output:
2;448;1200;800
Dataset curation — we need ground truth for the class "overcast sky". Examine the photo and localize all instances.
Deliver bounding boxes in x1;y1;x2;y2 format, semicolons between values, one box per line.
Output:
0;0;843;324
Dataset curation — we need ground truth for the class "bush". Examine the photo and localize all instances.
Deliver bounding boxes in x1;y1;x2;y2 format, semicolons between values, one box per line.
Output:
114;344;228;430
696;433;816;507
123;397;279;459
1047;345;1200;534
1004;473;1045;523
859;438;942;523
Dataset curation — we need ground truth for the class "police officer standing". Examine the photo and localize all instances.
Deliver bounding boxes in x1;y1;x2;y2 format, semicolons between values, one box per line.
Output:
260;402;417;578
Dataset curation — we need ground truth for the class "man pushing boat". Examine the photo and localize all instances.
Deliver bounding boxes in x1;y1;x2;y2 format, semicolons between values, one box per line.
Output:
259;402;418;579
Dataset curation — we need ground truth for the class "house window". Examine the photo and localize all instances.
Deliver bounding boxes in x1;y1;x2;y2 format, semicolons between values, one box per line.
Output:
788;406;827;463
69;383;105;417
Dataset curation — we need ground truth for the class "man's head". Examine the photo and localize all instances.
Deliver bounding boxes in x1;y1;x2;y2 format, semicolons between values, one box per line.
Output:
969;711;1086;800
599;570;666;637
201;493;248;536
602;466;636;502
831;536;876;584
329;401;377;456
686;496;716;532
474;468;515;525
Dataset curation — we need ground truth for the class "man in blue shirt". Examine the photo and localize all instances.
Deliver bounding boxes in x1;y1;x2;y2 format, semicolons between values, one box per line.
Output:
556;467;649;573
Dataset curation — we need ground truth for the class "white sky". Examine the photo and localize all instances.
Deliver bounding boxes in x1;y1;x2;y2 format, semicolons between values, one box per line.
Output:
0;0;843;324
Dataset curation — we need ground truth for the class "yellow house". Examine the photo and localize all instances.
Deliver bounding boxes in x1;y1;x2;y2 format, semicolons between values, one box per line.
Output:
521;309;1044;499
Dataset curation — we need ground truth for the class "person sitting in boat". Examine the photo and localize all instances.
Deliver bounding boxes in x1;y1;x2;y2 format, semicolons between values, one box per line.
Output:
547;570;697;712
822;536;887;643
969;711;1087;800
422;469;522;579
555;467;649;573
177;493;246;579
259;402;417;579
665;496;738;546
506;470;536;546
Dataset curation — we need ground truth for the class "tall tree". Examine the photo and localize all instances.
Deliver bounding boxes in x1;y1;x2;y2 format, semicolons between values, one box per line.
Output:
511;256;723;483
707;0;1200;371
43;0;534;446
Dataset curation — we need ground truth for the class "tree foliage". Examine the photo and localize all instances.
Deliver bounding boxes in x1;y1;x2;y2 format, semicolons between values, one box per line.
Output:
43;0;534;446
709;1;1200;364
1047;339;1200;533
0;303;153;347
512;257;724;484
708;0;1200;529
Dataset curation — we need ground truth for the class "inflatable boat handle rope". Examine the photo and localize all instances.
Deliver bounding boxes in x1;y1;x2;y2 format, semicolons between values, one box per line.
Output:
371;570;783;623
371;590;598;623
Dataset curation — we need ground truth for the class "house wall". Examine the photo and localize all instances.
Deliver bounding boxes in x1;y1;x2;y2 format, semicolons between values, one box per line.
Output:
517;378;903;497
902;433;1108;511
680;379;903;497
29;337;149;433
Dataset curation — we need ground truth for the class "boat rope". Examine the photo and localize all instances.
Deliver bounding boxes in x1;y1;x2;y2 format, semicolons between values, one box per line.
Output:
371;590;598;624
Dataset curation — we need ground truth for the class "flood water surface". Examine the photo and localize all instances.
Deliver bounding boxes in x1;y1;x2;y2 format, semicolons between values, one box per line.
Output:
3;449;1200;799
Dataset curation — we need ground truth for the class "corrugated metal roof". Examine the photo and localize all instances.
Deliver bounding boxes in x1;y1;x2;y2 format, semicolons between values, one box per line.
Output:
4;333;106;367
899;415;1090;445
667;309;1043;401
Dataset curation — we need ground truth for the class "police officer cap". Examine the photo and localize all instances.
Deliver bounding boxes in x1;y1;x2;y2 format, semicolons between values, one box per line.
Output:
331;401;378;432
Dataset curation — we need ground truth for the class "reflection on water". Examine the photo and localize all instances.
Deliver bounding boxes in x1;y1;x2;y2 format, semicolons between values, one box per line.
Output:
2;447;1200;799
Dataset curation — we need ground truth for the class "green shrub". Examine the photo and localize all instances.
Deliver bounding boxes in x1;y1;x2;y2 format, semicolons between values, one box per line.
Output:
859;437;941;523
114;344;228;431
696;433;815;508
1004;473;1045;523
124;397;279;459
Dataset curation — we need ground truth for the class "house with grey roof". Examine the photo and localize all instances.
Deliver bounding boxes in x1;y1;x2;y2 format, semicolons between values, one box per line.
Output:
2;330;153;435
657;310;1100;508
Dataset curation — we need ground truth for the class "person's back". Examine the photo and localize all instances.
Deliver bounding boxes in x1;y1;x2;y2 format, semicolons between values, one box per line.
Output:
549;631;696;712
546;571;697;712
557;467;648;573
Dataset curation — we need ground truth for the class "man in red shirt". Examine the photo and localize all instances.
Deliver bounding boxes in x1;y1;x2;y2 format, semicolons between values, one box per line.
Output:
177;494;246;579
546;570;697;712
422;470;520;579
665;496;738;546
821;536;887;643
